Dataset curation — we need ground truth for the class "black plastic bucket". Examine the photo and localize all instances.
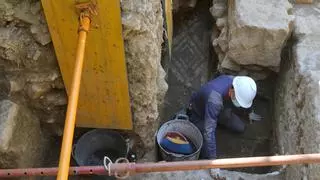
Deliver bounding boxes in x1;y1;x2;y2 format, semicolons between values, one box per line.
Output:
72;129;128;179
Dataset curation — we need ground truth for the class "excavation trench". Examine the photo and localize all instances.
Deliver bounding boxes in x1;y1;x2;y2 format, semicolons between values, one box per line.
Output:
161;0;279;175
39;0;282;179
1;1;320;180
39;2;281;178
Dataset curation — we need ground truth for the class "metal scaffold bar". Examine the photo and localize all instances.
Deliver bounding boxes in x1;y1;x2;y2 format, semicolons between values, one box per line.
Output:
1;153;320;178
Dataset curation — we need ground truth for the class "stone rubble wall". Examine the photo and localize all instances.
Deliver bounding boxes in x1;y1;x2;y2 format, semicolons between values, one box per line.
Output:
0;0;65;136
0;0;167;165
211;0;294;80
121;0;168;157
0;100;43;168
275;5;320;180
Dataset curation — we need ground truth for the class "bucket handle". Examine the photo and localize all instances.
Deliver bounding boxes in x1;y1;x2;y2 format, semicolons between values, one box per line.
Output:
125;139;130;155
71;144;76;160
103;156;130;179
174;114;189;121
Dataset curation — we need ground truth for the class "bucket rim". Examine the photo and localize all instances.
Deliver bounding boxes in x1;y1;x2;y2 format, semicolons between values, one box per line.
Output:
73;129;129;165
156;119;203;158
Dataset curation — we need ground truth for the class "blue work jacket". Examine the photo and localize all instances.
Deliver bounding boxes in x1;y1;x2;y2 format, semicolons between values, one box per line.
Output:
189;75;234;159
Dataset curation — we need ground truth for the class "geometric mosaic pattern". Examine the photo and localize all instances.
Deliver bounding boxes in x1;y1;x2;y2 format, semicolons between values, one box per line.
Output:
163;2;212;121
170;11;210;89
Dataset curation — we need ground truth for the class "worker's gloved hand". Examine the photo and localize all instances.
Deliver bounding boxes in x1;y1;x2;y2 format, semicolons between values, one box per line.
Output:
209;168;226;180
249;111;262;121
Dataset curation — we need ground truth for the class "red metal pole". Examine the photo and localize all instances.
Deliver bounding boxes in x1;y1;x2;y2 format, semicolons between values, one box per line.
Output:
1;153;320;178
0;166;106;178
130;153;320;173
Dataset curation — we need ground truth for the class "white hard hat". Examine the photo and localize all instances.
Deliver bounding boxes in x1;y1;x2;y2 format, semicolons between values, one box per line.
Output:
232;76;257;108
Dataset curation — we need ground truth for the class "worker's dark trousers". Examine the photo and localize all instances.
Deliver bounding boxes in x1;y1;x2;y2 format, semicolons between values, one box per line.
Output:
181;107;245;160
218;108;246;133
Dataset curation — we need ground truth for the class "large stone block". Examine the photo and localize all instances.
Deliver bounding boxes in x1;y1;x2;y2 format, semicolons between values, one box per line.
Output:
0;100;42;168
227;0;293;68
211;0;294;79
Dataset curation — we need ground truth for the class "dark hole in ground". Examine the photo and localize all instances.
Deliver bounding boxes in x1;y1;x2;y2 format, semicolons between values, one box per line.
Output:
160;0;278;174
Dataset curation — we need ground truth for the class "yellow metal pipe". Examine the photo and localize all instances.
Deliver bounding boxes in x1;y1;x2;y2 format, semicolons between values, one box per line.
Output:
57;15;91;180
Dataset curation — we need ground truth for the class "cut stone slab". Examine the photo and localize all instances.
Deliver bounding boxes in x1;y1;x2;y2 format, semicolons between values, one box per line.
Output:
275;4;320;180
211;0;294;79
0;100;42;168
227;0;294;68
128;169;284;180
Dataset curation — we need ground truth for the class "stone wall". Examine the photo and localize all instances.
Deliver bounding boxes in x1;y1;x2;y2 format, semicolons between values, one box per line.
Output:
121;0;168;158
275;5;320;180
0;0;167;165
0;0;65;136
0;100;43;168
211;0;294;80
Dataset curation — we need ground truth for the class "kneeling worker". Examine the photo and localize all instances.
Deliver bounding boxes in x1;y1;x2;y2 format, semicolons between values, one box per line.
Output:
186;75;261;176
